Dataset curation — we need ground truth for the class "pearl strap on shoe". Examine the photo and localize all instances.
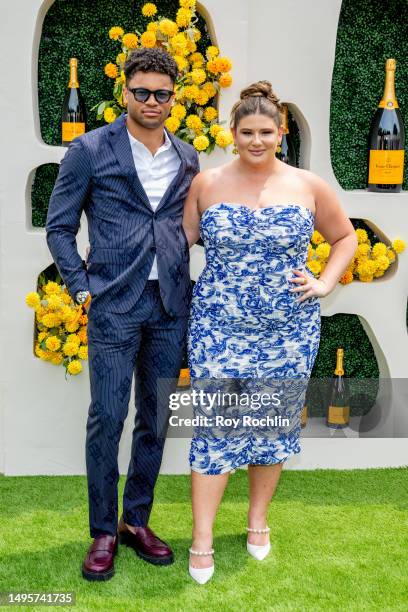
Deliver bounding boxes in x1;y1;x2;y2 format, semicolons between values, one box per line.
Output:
189;548;214;556
246;527;270;534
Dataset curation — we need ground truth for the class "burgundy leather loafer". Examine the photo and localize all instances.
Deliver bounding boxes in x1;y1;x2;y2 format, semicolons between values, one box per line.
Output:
117;516;173;565
82;534;118;581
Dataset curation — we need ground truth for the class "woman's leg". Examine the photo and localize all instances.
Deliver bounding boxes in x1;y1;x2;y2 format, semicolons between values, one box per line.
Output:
247;463;283;545
190;470;230;568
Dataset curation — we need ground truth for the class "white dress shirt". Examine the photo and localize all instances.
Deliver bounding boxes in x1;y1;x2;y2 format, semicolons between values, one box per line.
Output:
127;128;181;280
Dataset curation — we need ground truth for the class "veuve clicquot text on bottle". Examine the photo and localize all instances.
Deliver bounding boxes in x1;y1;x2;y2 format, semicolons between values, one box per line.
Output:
326;348;350;429
368;58;405;192
277;104;297;167
61;58;86;146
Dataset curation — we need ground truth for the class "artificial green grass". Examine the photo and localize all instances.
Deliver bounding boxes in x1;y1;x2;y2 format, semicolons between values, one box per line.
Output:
1;468;407;611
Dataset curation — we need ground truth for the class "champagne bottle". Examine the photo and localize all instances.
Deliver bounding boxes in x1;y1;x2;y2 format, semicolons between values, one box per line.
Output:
326;348;350;429
177;348;190;388
368;59;405;192
61;58;87;146
276;104;297;166
300;404;308;428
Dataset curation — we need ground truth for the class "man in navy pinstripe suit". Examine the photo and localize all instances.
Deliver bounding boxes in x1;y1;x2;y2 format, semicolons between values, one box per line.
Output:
46;48;200;580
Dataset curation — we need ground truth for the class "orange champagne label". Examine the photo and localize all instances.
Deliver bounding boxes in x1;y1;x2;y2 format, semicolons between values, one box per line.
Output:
328;406;350;425
177;367;190;387
62;122;85;142
368;150;404;184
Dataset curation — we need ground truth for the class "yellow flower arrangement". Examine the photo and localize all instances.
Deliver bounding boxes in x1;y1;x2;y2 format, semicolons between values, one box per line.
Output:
25;273;89;377
95;0;234;155
306;229;405;284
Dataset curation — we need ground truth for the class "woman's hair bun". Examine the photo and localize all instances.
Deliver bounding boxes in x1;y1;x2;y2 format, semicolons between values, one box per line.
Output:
240;80;283;112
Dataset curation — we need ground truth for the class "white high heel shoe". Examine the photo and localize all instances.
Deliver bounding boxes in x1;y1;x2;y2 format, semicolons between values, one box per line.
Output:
188;547;215;584
246;526;271;560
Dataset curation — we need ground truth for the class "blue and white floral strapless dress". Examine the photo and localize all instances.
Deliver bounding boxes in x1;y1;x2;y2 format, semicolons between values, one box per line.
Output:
187;203;321;475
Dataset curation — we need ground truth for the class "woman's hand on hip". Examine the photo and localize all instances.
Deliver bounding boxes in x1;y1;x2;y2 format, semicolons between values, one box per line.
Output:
289;269;329;303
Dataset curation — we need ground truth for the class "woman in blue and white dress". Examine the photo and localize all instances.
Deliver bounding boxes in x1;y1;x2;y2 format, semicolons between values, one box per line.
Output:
182;80;357;583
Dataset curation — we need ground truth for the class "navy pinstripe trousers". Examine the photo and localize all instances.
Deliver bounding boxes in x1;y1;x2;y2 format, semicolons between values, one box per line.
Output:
85;279;187;538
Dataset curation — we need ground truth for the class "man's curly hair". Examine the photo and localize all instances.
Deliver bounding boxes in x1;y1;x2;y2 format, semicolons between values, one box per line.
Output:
124;47;179;85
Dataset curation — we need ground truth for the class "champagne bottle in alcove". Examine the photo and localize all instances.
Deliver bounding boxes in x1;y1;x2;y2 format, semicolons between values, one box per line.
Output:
276;104;297;167
61;58;87;146
326;348;350;429
367;58;405;192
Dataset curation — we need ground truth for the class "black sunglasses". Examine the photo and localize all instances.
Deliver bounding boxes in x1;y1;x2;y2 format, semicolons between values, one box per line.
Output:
128;87;174;104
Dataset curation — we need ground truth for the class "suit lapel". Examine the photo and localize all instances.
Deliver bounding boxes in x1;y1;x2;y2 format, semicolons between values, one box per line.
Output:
109;114;187;214
109;114;152;212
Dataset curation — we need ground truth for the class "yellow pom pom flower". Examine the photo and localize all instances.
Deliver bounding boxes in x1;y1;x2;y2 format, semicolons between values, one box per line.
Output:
38;331;47;342
176;8;192;27
65;321;80;333
159;19;179;37
42;313;59;328
109;26;124;40
183;84;200;100
206;60;219;74
104;108;117;124
202;81;217;98
340;270;354;284
45;336;61;352
47;294;63;310
193;135;209;151
306;260;322;275
215;129;233;148
26;292;41;309
375;255;390;272
63;342;79;357
140;31;156;47
204;107;218;122
355;228;369;244
179;0;196;8
44;281;61;295
147;21;158;32
215;57;232;72
67;360;83;375
67;333;81;346
186;40;197;54
173;55;189;71
165;116;181;133
386;248;396;262
311;230;324;245
170;33;188;55
219;74;232;88
209;124;222;137
206;46;219;59
194;90;210;106
78;327;88;344
171;103;187;120
186;114;203;132
104;63;118;79
116;52;127;65
122;33;138;49
392;238;406;254
78;346;88;360
315;242;331;261
371;242;387;258
191;68;206;85
51;353;64;366
142;3;157;17
356;243;370;258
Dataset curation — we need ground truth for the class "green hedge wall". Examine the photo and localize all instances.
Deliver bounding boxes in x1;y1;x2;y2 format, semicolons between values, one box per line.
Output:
34;0;392;404
330;0;408;190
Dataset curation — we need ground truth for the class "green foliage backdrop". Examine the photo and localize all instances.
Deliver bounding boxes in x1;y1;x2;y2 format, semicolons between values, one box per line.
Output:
33;0;399;403
330;0;408;190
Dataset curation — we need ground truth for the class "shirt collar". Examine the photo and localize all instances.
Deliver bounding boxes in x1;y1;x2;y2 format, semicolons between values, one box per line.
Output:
127;127;172;156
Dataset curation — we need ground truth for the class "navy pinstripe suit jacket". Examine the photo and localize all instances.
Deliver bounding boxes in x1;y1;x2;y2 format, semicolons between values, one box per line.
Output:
46;113;200;316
